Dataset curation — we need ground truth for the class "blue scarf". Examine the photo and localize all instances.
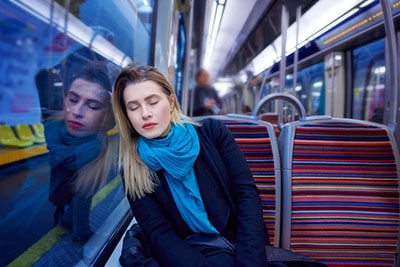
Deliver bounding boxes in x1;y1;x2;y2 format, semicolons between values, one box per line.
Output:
137;123;218;233
45;120;103;170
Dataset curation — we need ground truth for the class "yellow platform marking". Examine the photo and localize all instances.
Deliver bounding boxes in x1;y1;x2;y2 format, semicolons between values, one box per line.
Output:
0;144;48;166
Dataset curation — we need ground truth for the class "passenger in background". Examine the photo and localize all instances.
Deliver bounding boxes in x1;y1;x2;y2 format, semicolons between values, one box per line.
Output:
112;64;327;267
192;68;222;116
44;63;116;244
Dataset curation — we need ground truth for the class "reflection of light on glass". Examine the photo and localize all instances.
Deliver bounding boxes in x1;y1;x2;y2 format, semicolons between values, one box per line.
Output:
374;66;386;75
295;85;302;91
138;0;153;13
312;91;321;97
10;0;133;67
334;54;342;61
360;0;375;8
313;81;323;88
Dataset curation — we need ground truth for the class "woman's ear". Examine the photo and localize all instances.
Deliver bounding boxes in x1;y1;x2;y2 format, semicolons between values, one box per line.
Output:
168;94;175;112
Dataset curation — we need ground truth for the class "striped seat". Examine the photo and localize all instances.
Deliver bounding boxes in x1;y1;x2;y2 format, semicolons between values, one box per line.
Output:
279;118;400;266
196;115;281;247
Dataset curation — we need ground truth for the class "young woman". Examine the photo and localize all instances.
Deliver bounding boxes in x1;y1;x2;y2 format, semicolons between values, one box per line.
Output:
44;63;117;244
112;64;267;266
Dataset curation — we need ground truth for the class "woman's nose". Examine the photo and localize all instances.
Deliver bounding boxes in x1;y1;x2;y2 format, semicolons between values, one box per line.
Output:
141;105;151;119
71;103;85;117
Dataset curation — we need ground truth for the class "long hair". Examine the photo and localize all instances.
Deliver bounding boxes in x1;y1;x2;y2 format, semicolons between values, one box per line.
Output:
112;64;197;200
73;63;117;194
48;63;117;195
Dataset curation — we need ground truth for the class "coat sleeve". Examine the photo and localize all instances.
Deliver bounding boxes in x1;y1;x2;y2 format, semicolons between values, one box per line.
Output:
129;193;212;267
202;118;267;267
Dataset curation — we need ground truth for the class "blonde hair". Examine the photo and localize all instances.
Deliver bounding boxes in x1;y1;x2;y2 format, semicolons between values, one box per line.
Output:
75;134;118;194
73;65;116;194
112;64;197;200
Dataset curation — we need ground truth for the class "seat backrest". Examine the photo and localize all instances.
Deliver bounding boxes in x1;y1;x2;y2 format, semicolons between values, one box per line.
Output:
278;117;400;266
32;123;45;138
260;113;300;138
15;124;46;143
196;115;282;247
0;124;34;147
0;124;17;140
15;124;34;140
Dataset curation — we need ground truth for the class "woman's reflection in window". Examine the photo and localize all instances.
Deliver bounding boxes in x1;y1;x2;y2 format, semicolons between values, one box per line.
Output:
44;63;116;245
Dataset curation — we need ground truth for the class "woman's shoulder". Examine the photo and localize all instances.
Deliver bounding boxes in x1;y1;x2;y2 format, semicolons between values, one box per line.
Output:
197;116;223;124
196;117;224;130
195;117;228;140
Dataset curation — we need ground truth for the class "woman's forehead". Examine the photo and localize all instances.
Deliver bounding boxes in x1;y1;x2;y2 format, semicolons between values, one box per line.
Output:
69;78;110;99
123;80;164;98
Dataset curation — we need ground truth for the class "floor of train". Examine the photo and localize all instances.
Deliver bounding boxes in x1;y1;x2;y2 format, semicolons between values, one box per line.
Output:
0;154;124;266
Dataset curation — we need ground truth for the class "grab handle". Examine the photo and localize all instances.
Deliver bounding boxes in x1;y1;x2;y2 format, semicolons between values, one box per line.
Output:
252;92;307;129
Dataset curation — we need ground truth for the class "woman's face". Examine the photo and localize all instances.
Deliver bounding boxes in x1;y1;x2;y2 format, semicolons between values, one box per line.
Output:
123;80;174;139
64;78;110;137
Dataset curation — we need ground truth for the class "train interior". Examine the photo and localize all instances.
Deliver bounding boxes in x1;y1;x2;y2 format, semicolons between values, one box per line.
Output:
0;0;399;266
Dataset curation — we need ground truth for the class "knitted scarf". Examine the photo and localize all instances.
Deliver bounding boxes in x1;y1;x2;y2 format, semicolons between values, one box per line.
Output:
137;123;218;233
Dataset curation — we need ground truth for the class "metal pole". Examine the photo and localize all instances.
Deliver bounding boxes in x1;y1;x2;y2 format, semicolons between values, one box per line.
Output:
279;4;288;94
379;0;399;149
181;0;194;115
278;4;289;125
293;6;301;94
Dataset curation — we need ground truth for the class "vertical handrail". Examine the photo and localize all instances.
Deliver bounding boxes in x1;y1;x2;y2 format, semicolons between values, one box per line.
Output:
182;4;194;116
379;1;400;260
380;0;399;128
279;4;288;93
278;4;289;127
292;6;301;93
291;5;301;121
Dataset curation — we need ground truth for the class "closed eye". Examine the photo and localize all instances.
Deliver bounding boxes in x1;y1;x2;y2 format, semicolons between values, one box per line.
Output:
127;103;139;111
149;99;159;105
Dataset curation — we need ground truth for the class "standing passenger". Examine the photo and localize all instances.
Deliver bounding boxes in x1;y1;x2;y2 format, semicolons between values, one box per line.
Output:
192;68;222;116
44;63;116;244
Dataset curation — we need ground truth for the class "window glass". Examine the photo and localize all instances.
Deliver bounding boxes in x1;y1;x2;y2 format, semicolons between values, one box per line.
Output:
288;62;325;116
261;62;325;117
352;38;385;122
0;0;154;266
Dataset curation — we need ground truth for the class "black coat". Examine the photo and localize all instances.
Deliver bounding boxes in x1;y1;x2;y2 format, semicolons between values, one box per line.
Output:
129;118;268;267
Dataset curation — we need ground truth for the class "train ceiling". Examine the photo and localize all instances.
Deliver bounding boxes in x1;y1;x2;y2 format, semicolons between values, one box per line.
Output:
191;0;318;79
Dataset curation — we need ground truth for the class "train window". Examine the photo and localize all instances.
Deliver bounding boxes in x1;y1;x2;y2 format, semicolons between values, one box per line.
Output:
262;61;325;117
289;61;325;116
352;38;385;123
0;0;154;266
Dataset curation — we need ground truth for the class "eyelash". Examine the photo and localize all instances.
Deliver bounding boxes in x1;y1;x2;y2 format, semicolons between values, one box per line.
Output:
68;97;102;110
129;100;159;111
